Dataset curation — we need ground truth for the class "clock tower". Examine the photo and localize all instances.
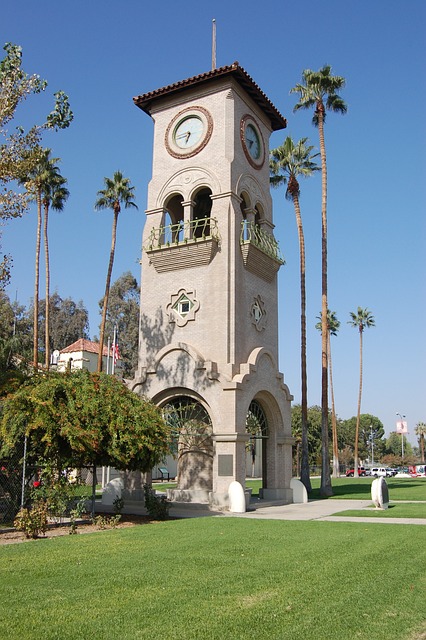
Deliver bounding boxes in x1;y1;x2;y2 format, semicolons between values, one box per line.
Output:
132;62;294;508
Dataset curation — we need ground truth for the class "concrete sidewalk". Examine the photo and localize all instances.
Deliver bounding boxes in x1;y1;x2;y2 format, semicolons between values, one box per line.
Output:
170;498;426;525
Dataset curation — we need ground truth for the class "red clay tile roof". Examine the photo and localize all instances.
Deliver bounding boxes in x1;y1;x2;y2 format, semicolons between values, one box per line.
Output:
60;339;110;357
133;61;287;131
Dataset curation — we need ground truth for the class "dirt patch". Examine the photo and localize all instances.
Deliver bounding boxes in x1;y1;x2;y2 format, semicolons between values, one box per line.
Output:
0;514;162;545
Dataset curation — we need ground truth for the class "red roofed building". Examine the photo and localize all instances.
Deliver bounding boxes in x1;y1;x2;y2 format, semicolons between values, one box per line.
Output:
56;338;122;377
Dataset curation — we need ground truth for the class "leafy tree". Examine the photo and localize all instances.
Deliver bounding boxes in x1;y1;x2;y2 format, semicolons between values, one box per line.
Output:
97;272;140;378
348;307;375;476
37;293;89;354
291;65;347;497
0;335;30;397
0;43;73;286
340;414;385;463
270;136;319;493
385;432;414;461
291;404;329;468
94;172;138;372
0;291;32;394
415;422;426;463
0;248;11;291
0;369;170;472
316;310;340;477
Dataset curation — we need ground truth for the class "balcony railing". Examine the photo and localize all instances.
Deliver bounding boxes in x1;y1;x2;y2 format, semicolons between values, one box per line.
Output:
144;217;220;251
240;220;284;264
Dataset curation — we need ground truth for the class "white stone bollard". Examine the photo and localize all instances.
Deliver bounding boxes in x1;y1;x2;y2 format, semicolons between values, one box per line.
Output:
371;476;389;510
290;478;308;504
101;477;124;506
228;481;246;513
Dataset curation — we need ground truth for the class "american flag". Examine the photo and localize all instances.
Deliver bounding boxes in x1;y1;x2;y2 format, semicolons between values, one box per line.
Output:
113;343;121;365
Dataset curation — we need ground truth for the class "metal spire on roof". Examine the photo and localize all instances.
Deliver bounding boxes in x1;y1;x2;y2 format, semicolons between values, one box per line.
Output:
212;18;216;70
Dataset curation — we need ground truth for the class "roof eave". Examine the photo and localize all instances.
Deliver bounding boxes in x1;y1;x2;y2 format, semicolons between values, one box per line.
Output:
133;62;287;132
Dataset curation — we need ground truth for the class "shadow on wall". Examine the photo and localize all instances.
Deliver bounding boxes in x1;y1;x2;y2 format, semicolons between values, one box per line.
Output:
137;307;217;393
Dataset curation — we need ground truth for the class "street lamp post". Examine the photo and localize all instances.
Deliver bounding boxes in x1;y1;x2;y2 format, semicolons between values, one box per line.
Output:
370;425;374;465
396;412;406;460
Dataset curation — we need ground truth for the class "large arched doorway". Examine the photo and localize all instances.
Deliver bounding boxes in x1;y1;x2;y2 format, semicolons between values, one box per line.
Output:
246;399;269;489
162;396;213;491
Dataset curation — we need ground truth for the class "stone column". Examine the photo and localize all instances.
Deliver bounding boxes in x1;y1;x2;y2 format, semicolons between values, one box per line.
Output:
182;200;194;240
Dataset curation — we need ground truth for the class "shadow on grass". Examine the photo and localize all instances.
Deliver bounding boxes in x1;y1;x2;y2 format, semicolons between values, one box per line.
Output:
310;481;372;500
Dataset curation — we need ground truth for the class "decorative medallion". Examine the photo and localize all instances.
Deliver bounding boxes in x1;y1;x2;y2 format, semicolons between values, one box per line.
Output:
251;295;267;331
166;289;200;327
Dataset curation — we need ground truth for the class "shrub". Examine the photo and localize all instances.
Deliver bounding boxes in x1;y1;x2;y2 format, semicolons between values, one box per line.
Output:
93;514;121;529
69;497;88;535
113;496;124;514
31;467;88;522
143;484;170;520
14;501;48;538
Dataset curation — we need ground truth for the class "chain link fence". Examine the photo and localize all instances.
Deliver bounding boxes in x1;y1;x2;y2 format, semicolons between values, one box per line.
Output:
0;440;29;525
1;442;98;526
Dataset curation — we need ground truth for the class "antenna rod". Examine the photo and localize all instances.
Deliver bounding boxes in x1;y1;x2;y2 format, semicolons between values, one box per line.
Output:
212;18;216;70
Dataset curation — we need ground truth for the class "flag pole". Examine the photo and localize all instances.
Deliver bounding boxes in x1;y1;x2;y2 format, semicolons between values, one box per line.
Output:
112;325;117;375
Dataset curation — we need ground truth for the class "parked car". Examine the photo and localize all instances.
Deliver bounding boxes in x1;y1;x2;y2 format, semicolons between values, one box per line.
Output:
346;467;366;477
371;467;393;477
386;468;398;477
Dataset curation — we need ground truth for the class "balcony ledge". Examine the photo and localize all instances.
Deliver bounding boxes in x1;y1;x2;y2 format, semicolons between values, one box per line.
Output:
145;237;219;273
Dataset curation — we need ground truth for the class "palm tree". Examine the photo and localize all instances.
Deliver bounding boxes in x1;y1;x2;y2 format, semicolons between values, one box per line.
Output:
348;307;375;477
291;65;347;497
94;171;138;372
19;148;56;367
316;309;340;477
415;422;426;463
270;136;320;493
41;154;69;368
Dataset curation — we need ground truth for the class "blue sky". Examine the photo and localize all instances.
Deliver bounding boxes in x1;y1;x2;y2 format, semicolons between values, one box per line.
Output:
2;0;425;446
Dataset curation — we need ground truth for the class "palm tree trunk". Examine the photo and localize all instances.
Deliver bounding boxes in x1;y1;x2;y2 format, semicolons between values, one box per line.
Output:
33;190;42;368
328;331;339;477
318;111;332;496
43;201;50;369
354;329;363;477
97;207;119;372
293;194;311;492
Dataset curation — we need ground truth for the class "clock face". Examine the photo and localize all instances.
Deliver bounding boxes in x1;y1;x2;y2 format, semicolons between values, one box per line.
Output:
241;115;265;168
174;116;204;149
245;124;260;160
165;106;213;158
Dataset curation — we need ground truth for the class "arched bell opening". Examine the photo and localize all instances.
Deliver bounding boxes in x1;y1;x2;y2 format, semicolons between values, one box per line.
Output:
163;193;184;243
162;396;213;491
192;187;212;238
245;399;269;491
254;203;263;227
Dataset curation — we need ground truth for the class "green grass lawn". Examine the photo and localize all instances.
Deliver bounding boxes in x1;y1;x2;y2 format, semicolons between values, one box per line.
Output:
332;502;426;518
1;517;425;640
